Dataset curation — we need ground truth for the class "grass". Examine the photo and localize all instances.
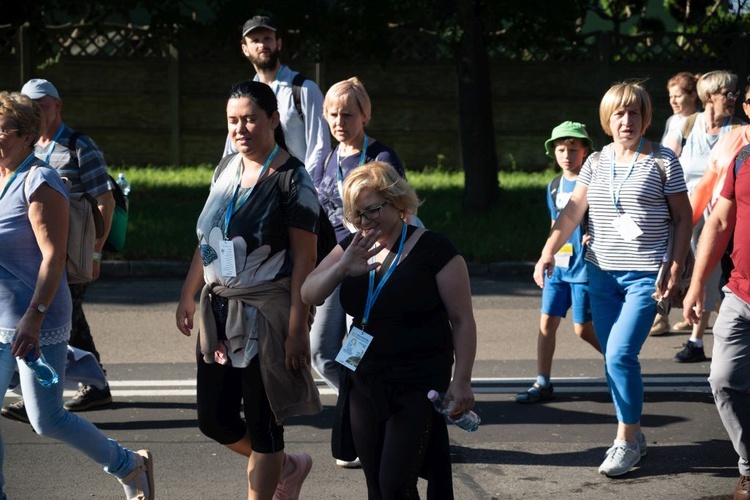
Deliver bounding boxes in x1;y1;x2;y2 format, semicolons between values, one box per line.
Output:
109;165;557;263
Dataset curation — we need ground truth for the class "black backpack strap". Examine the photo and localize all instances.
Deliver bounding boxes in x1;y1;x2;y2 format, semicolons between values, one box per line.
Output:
652;141;666;185
291;73;307;120
548;174;562;212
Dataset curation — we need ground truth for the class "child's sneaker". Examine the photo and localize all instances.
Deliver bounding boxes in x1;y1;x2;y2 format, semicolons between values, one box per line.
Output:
515;382;554;404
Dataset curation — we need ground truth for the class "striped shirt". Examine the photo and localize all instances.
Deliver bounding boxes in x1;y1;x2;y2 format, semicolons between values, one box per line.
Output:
34;123;111;197
578;143;687;271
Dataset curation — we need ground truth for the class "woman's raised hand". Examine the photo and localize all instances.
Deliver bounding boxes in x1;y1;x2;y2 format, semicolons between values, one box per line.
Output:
338;229;384;277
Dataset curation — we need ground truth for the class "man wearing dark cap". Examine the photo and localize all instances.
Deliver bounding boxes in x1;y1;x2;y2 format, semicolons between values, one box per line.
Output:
222;15;330;175
1;79;115;422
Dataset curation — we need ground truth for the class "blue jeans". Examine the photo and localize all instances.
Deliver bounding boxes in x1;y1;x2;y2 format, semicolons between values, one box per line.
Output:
309;285;352;394
586;263;657;425
0;341;134;496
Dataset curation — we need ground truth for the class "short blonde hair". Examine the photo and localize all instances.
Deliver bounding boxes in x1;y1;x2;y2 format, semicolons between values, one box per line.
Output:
599;81;652;136
342;161;420;218
0;91;44;143
697;70;738;105
324;77;372;126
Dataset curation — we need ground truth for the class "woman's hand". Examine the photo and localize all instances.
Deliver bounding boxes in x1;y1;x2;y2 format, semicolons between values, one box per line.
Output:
533;252;555;288
338;229;384;278
175;296;196;337
12;311;43;360
284;326;311;371
445;378;475;418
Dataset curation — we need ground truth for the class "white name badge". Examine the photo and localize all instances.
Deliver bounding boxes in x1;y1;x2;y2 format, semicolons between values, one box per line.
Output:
335;326;373;371
219;240;237;277
610;213;643;242
554;242;573;268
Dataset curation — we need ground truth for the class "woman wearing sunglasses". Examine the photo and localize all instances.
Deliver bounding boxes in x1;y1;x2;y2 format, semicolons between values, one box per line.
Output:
655;71;747;360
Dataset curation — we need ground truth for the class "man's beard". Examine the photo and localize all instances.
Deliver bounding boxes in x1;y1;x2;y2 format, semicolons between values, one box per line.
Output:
251;48;280;71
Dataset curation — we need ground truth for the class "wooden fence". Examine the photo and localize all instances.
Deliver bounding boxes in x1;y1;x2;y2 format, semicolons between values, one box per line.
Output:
0;24;747;171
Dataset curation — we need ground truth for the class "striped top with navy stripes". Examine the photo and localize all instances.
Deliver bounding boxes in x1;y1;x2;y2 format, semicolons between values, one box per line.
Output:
578;143;687;271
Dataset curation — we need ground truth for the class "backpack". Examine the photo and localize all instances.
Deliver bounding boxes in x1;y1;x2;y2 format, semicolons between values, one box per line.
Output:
215;153;336;265
25;164;105;284
68;132;129;252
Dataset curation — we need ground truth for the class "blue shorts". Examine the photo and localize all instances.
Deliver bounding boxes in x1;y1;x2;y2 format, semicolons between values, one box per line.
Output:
541;278;592;324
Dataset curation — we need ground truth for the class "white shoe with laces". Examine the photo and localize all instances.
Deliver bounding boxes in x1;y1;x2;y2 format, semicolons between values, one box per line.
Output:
598;439;640;477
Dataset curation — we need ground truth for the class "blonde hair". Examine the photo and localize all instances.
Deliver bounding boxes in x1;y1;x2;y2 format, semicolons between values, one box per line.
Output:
342;161;420;218
0;91;44;143
599;81;652;136
324;77;372;126
697;70;738;105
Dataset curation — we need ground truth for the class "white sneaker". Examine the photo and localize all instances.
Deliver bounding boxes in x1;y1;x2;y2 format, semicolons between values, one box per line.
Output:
598;439;640;476
335;457;362;469
636;431;647;457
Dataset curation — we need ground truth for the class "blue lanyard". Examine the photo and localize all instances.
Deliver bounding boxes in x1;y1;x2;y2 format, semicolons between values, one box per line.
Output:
43;123;66;164
222;144;278;238
609;137;644;211
362;221;407;327
336;134;368;199
0;154;36;201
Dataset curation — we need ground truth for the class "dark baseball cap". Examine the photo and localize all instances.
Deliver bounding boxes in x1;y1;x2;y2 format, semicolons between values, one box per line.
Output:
242;16;277;37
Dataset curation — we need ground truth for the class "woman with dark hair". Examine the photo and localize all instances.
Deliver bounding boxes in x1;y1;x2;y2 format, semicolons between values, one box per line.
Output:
0;91;154;499
176;80;321;499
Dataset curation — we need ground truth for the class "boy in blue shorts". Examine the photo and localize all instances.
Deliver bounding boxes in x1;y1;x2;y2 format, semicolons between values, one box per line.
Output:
516;121;601;403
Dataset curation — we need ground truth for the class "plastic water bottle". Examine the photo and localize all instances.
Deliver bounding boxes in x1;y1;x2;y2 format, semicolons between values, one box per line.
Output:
23;346;59;388
427;390;480;432
116;173;131;209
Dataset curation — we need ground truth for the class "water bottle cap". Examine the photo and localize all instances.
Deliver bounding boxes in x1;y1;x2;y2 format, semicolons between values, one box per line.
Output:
427;390;439;401
118;173;125;179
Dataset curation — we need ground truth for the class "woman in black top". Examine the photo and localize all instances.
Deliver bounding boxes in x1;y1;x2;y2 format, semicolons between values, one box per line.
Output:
302;161;477;499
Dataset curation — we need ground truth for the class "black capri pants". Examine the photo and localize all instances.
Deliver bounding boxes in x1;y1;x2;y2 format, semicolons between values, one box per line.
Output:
196;353;285;454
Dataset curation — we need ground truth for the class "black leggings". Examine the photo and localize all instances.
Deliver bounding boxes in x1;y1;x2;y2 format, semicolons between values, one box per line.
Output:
196;354;284;454
349;376;452;500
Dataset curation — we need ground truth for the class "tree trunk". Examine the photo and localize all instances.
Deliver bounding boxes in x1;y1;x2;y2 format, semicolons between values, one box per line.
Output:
454;0;499;213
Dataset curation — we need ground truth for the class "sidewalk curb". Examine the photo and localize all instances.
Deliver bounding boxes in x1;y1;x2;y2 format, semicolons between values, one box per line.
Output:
101;260;536;280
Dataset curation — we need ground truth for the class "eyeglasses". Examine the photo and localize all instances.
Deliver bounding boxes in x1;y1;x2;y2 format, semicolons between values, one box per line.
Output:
345;201;390;225
0;127;18;137
744;98;750;105
717;90;741;101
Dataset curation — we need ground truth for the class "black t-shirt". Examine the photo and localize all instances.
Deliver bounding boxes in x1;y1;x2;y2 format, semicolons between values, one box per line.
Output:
339;227;459;390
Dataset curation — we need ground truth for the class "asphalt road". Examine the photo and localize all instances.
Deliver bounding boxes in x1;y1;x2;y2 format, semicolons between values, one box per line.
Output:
1;272;739;500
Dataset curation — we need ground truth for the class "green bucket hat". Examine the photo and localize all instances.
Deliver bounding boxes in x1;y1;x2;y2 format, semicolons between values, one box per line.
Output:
544;121;594;159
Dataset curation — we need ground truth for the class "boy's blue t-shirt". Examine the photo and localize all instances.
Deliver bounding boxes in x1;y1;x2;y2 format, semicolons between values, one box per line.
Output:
546;175;587;283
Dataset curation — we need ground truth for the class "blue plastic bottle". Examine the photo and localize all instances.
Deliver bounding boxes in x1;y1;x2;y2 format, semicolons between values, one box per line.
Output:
24;346;59;388
427;390;480;432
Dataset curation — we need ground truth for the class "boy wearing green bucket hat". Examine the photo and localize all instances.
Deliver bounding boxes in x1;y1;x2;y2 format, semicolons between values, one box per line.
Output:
517;121;602;403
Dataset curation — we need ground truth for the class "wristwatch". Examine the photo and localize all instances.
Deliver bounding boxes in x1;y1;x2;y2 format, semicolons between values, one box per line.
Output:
29;302;47;314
